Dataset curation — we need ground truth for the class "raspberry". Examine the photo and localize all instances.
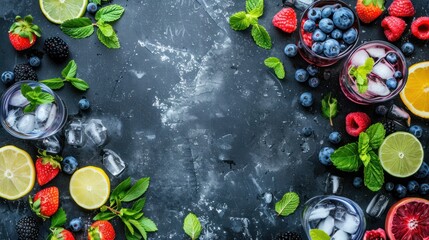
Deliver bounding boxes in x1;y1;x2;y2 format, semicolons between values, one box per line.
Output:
388;0;415;18
345;112;371;137
381;16;406;42
301;21;312;47
411;17;429;40
272;8;297;33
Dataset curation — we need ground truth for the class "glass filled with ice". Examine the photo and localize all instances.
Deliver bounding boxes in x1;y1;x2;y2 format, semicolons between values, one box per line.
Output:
340;40;408;104
1;81;67;140
301;195;366;239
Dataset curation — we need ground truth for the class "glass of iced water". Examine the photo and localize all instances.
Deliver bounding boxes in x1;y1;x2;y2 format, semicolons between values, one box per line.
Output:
0;81;67;140
301;195;366;239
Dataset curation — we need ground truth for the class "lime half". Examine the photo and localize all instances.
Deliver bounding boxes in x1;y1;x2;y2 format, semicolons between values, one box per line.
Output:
379;132;424;178
39;0;88;24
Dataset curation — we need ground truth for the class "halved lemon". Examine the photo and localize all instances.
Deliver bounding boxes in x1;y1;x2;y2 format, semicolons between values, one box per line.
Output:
70;166;110;210
0;145;35;200
39;0;88;24
400;61;429;119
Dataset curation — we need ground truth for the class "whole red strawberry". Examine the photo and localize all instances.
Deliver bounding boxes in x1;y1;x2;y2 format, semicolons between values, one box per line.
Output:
356;0;385;24
88;221;116;240
50;229;75;240
388;0;415;18
345;112;371;137
35;151;62;186
272;8;297;33
8;15;42;51
29;186;59;219
411;17;429;40
381;16;406;42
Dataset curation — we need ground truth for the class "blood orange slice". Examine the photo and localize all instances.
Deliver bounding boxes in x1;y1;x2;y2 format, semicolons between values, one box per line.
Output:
385;197;429;240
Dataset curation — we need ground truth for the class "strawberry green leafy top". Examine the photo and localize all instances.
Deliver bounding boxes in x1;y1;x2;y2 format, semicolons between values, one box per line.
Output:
9;15;42;43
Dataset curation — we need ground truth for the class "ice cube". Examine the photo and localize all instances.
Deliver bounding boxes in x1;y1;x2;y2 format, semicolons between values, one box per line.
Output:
35;103;52;123
325;174;343;195
102;149;126;176
44;104;57;130
283;0;315;10
366;47;386;58
84;119;108;146
262;192;272;204
366;193;389;218
36;135;62;154
367;79;390;97
65;118;85;147
372;62;394;79
317;216;335;236
9;91;29;107
5;109;22;127
309;203;336;221
351;50;369;67
334;205;347;221
334;213;360;234
387;104;411;126
331;230;351;240
16;114;35;133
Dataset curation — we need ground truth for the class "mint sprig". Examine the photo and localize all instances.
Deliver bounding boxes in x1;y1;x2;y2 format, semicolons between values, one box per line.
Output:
309;229;330;240
40;60;89;91
21;84;55;113
349;57;374;93
264;57;285;79
47;208;67;239
60;4;124;48
321;93;338;126
275;192;300;216
183;213;202;240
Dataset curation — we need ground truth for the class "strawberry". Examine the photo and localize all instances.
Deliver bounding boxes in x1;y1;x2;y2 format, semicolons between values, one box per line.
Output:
411;17;429;40
272;8;297;33
381;16;406;42
8;15;42;51
35;151;62;186
49;229;75;240
29;186;59;219
88;221;116;240
388;0;415;18
356;0;385;24
345;112;371;137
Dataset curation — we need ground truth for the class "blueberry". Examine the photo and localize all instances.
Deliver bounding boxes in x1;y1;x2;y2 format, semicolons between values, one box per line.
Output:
306;65;319;76
330;29;343;40
409;125;423;138
78;98;90;110
319;18;334;33
385;182;395;192
312;29;327;42
302;127;313;137
28;56;41;68
284;44;298;57
395;184;407;198
295;69;309;82
353;177;363;188
386;77;397;90
414;162;429;179
328;131;341;144
62;156;78;175
323;39;340;58
321;7;333;18
393;71;402;79
318;147;334;166
308;77;320;88
340;43;348;52
420;183;429;195
312;42;324;54
386;53;398;64
307;8;322;22
332;7;355;30
87;2;98;14
375;105;388;116
303;20;316;33
401;42;415;56
1;71;15;85
407;180;420;193
342;28;357;45
323;70;331;80
299;92;313;107
69;218;83;232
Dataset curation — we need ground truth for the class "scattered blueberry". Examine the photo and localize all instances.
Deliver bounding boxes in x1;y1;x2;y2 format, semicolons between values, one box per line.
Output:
295;69;309;82
312;42;324;54
69;218;83;232
28;56;41;68
318;147;334;166
375;105;388;116
409;125;423;138
332;7;355;30
330;29;343;40
303;20;316;32
353;177;363;188
323;39;340;57
87;2;98;14
401;42;415;56
407;180;420;194
78;97;90;110
393;71;402;79
1;71;15;85
414;162;429;179
394;184;407;198
386;53;398;64
308;77;320;88
321;7;333;18
312;29;327;42
386;77;397;90
284;44;298;57
385;182;395;192
302;127;313;137
328;131;341;144
319;18;334;33
342;28;358;45
339;43;348;52
307;8;322;22
420;183;429;195
299;92;313;107
62;156;78;175
306;65;319;76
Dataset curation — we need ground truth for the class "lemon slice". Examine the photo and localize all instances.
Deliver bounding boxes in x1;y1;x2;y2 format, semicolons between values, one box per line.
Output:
400;61;429;119
39;0;88;24
0;145;35;200
379;132;424;178
70;166;110;210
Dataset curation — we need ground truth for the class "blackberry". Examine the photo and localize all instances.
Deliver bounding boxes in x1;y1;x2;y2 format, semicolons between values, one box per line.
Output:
16;216;40;240
13;63;38;81
43;37;69;62
275;232;302;240
383;120;396;135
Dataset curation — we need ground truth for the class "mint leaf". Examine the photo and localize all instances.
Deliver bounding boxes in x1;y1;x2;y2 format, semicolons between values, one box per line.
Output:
229;11;253;31
275;192;300;216
36;92;55;104
62;60;77;79
93;212;116;221
111;177;132;204
40;78;65;90
93;0;101;4
131;197;146;212
251;24;272;49
20;84;54;113
21;84;33;97
331;142;361;172
183;213;202;240
60;18;94;39
264;57;285;79
50;208;67;228
121;177;150;202
96;4;125;22
97;28;120;49
321;93;338;126
129;219;147;240
68;78;90;91
364;151;384;191
349;57;374;94
98;22;114;37
246;0;264;18
358;132;371;166
140;217;158;232
24;104;37;113
365;123;386;149
309;229;330;240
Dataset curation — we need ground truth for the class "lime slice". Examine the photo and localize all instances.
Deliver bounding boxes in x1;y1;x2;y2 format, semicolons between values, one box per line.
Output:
0;145;35;200
39;0;88;24
379;132;424;178
70;166;110;210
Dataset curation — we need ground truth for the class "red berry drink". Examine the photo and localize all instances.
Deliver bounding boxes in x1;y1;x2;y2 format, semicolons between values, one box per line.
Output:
298;0;360;67
340;40;408;105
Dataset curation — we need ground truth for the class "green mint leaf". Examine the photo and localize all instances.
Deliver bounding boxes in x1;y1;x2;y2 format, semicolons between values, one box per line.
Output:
229;11;252;31
246;0;264;18
350;57;374;94
60;17;94;39
93;211;116;221
129;219;148;240
121;177;150;202
125;228;141;240
264;57;285;79
131;197;146;212
365;123;386;149
50;208;67;228
24;103;37;113
321;93;338;126
111;177;132;204
275;192;300;216
40;78;65;90
97;28;120;49
358;132;371;166
183;213;202;240
68;78;90;91
331;142;361;172
35;92;55;104
140;217;158;232
93;0;101;4
97;22;114;37
251;24;272;49
62;60;78;79
122;217;135;235
96;4;125;22
364;151;384;191
309;229;330;240
21;84;32;97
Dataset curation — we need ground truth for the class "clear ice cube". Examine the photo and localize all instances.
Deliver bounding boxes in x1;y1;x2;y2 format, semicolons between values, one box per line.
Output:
5;109;22;127
9;91;29;107
36;135;62;154
387;104;411;126
334;205;347;221
366;47;386;59
367;79;390;97
102;149;126;176
44;104;57;130
309;204;335;221
16;114;35;133
35;103;52;123
366;193;389;218
372;61;394;79
317;215;335;236
283;0;315;10
351;50;369;67
334;213;360;234
325;174;343;195
65;118;85;147
331;230;351;240
84;119;108;146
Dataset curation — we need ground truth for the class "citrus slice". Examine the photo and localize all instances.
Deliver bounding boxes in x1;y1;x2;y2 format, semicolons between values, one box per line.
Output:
39;0;88;24
379;132;424;178
0;145;35;200
70;166;110;210
400;61;429;118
